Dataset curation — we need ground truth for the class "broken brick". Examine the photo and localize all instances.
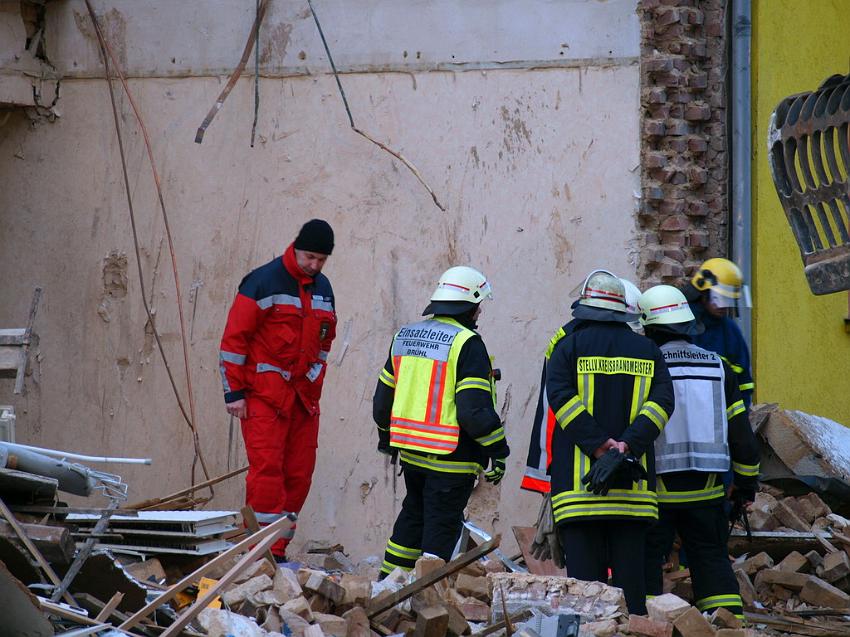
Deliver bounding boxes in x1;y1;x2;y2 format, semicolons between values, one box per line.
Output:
777;551;810;573
806;550;825;569
821;551;850;583
304;571;346;605
709;607;741;630
454;574;488;602
796;493;831;523
314;612;348;637
627;614;673;637
734;552;774;576
646;593;691;623
774;499;811;532
672;606;714;637
754;569;811;592
799;576;850;608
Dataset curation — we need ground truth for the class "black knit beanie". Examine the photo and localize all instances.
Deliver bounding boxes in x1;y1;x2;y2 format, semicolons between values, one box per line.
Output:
294;219;334;255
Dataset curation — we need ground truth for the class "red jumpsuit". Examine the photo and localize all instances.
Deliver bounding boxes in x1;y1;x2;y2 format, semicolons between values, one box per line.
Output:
219;244;336;556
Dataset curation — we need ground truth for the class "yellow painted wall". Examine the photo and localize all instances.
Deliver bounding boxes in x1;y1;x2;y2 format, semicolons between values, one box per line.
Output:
752;0;850;423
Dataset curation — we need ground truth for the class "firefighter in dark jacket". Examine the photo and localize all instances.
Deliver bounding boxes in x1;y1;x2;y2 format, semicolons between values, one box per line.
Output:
522;277;642;494
546;270;674;615
684;258;754;407
639;285;760;621
373;266;510;577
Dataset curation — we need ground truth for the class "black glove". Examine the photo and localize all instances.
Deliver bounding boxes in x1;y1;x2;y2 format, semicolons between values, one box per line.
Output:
581;448;626;495
728;487;755;540
731;486;756;505
618;454;648;482
484;458;506;485
377;428;392;455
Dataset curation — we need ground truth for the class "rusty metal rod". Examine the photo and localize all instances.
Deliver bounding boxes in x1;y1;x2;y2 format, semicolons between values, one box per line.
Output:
195;0;270;143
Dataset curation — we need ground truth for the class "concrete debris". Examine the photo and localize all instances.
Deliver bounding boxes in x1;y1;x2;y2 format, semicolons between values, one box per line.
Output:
221;573;274;606
579;618;618;637
488;572;627;624
10;406;850;636
756;404;850;484
626;613;673;637
199;607;268;637
645;593;691;623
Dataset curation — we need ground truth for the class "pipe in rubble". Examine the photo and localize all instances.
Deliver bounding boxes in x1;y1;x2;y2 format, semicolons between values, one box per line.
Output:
0;443;96;496
2;442;151;465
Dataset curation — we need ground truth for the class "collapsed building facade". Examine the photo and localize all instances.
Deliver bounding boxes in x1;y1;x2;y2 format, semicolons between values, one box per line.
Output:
0;0;849;565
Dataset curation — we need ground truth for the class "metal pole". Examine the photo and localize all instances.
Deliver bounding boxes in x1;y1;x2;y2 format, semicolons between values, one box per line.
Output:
3;442;152;465
731;0;753;349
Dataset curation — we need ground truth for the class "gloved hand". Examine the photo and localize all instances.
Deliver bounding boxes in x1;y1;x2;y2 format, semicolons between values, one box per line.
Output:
728;486;755;540
618;454;648;482
581;448;627;495
530;493;564;568
730;485;756;506
377;427;392;455
484;458;506;485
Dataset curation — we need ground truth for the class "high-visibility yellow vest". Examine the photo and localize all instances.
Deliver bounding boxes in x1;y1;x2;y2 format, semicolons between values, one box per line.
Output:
389;317;478;455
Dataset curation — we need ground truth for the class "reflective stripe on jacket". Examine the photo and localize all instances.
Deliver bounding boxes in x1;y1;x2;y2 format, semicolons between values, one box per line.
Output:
655;341;730;474
545;321;675;524
651;341;760;508
219;243;336;412
521;320;582;493
389;317;480;455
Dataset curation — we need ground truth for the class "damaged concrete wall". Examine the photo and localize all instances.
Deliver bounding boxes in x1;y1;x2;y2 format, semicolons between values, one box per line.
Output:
0;0;641;558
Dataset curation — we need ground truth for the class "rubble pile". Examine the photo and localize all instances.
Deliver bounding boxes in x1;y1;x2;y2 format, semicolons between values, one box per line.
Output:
192;543;509;637
728;490;850;630
3;405;850;635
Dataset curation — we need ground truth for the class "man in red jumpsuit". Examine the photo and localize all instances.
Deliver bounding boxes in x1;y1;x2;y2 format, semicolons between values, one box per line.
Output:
219;219;337;560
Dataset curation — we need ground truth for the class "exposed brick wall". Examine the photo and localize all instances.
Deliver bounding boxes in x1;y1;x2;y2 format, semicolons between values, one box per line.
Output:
637;0;728;284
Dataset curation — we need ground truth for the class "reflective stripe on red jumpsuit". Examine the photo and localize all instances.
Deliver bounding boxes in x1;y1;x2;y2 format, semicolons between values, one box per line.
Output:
219;243;336;556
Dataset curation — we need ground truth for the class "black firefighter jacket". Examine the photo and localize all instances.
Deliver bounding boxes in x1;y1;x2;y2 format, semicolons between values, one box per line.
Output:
545;320;675;525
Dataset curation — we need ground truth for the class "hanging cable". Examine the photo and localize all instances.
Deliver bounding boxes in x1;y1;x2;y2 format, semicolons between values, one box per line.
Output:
84;1;213;498
306;0;447;211
251;0;261;147
195;0;270;144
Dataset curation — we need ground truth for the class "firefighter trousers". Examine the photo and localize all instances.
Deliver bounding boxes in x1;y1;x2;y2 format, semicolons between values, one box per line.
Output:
644;503;743;619
558;520;649;615
241;395;319;557
380;467;475;577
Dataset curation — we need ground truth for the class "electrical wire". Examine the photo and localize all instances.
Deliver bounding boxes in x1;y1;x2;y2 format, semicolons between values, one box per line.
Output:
306;0;447;211
251;0;261;147
84;1;213;498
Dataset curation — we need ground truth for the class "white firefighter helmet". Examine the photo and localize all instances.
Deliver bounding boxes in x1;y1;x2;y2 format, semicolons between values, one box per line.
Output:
620;278;642;315
621;278;643;332
578;270;628;312
424;266;492;316
639;284;700;335
571;269;636;323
